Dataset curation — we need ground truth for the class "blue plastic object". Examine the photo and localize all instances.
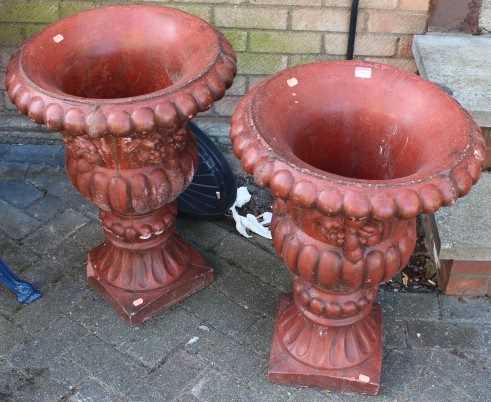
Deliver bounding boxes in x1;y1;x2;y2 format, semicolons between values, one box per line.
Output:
178;123;237;217
0;258;41;304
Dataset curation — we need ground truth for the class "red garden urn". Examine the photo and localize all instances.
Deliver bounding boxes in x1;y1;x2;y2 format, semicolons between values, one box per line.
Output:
230;61;485;394
5;5;236;324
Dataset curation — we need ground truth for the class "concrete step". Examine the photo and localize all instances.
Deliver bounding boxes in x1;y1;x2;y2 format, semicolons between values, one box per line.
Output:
436;172;491;261
413;33;491;295
413;33;491;128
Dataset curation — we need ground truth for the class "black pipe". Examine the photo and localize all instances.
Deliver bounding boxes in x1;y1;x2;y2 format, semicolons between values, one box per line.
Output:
346;0;360;60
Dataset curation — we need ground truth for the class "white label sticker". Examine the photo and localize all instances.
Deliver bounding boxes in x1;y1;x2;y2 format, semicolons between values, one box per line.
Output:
287;77;298;87
359;374;370;383
355;66;372;79
53;34;64;43
133;298;144;306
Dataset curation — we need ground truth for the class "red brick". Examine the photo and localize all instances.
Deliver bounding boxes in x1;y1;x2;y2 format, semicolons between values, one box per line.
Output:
364;57;417;72
484;128;491;169
367;10;428;34
444;276;489;296
439;259;491;296
399;0;431;11
438;259;452;290
450;260;491;275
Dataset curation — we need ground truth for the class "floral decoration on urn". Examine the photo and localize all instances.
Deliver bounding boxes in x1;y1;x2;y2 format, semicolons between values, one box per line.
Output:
5;5;236;325
230;61;485;394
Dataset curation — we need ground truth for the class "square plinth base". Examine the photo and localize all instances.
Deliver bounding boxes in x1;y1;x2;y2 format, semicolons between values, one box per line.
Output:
268;294;383;395
87;248;213;326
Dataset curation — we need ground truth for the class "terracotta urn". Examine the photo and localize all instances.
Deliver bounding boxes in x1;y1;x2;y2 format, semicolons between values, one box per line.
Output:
5;5;236;324
230;61;485;394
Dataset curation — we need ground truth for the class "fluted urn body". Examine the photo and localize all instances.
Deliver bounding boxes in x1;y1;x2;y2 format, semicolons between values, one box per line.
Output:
6;5;236;324
230;61;485;394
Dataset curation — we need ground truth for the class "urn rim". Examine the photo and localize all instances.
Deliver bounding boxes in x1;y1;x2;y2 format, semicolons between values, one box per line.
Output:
230;61;485;220
5;5;236;137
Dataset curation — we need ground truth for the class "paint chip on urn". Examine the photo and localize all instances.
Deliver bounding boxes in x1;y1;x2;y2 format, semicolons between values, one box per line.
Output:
359;374;370;383
53;34;64;43
287;77;298;87
133;298;144;307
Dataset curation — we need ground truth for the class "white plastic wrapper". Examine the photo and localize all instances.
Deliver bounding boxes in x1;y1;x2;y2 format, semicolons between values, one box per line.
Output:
230;187;272;239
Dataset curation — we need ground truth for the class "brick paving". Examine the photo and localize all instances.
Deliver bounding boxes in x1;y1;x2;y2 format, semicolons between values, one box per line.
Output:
0;144;490;402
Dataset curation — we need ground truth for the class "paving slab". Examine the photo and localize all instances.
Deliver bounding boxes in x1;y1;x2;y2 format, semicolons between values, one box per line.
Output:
0;113;53;134
181;285;261;338
25;194;65;223
64;335;148;397
0;179;44;209
214;232;291;293
413;34;491;127
415;349;491;402
0;230;40;274
0;144;63;167
383;318;408;350
177;368;254;402
406;320;488;350
0;316;24;359
8;317;89;371
131;349;207;401
215;263;282;316
0;359;28;402
26;174;99;219
435;172;491;260
14;270;89;334
184;326;264;382
176;218;229;252
0;161;28;178
118;307;203;369
440;295;491;323
68;379;119;402
240;316;276;356
0;363;69;402
0;199;42;240
0;289;21;318
378;289;440;321
22;209;89;254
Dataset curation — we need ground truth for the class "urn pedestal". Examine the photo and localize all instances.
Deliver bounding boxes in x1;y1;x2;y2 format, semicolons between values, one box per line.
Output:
230;61;485;394
6;5;236;324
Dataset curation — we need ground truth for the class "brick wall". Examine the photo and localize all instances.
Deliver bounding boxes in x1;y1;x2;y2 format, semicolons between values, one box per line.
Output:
0;0;431;118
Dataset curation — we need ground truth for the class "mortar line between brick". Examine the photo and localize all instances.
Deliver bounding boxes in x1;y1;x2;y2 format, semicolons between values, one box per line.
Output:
221;232;278;257
214;282;267;318
172;364;258;402
287;6;293;31
145;342;187;375
213;220;278;257
180;305;264;356
216;252;289;294
62;326;152;375
320;27;326;55
171;366;211;402
436;292;444;320
56;385;78;402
